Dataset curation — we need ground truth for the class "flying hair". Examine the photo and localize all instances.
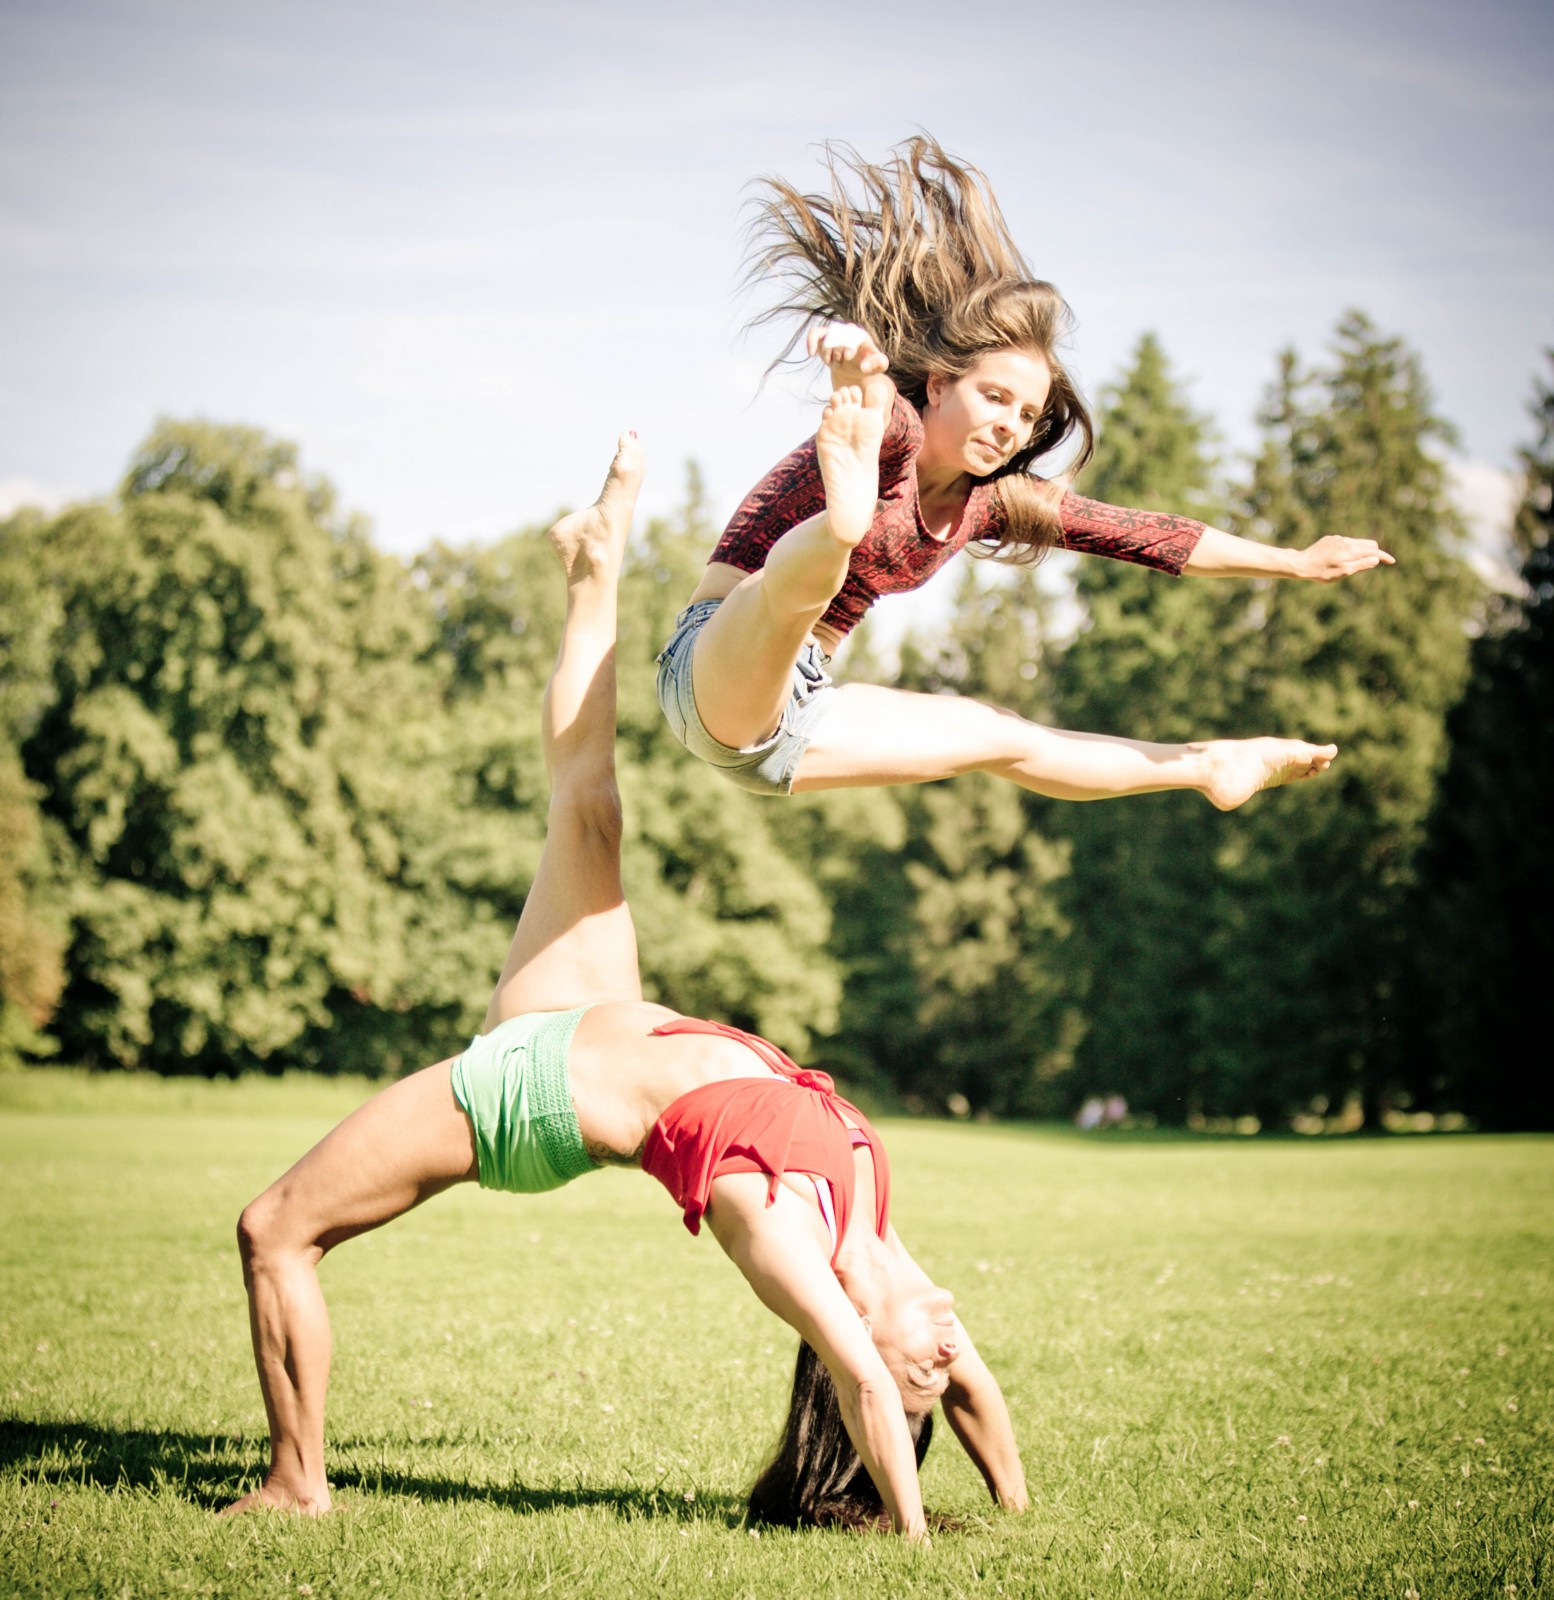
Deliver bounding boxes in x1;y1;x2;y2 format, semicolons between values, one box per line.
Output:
743;135;1095;559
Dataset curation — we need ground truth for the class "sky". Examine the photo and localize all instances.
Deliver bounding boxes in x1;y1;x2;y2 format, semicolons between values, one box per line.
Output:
2;0;1550;629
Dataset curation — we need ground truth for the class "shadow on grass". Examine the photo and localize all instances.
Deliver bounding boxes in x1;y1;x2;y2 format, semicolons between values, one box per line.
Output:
0;1418;747;1525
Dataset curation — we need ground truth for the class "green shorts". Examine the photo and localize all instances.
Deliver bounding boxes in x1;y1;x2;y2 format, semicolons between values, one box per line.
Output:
449;1006;599;1194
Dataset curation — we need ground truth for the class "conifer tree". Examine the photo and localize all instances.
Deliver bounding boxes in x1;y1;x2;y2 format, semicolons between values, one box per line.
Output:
828;565;1078;1115
1052;334;1247;1118
1404;356;1554;1127
1212;315;1479;1123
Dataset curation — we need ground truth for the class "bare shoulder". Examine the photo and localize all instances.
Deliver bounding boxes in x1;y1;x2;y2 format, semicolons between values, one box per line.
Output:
703;1174;834;1300
704;1171;829;1254
705;1174;885;1388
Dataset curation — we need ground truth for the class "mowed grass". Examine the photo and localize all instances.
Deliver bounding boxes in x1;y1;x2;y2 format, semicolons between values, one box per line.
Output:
1;1073;1550;1599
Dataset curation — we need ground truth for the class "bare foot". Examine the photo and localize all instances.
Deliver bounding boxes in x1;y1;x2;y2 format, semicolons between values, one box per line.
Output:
1202;738;1338;811
815;386;886;550
548;430;644;584
218;1480;331;1517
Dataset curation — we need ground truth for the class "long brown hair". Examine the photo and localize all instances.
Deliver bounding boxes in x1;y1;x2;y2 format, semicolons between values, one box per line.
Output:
744;135;1095;560
747;1340;934;1530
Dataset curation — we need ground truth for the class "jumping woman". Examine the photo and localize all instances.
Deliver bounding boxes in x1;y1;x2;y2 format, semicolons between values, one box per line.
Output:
657;137;1393;799
223;437;1024;1538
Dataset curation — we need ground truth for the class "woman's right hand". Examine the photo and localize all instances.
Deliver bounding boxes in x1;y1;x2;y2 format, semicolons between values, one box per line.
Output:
807;321;889;382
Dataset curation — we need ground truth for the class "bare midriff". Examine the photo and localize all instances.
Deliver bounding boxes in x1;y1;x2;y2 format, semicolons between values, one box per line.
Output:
567;1000;881;1247
566;1000;783;1164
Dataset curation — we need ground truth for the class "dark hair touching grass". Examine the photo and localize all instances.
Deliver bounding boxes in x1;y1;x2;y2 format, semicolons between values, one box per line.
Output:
747;1340;935;1531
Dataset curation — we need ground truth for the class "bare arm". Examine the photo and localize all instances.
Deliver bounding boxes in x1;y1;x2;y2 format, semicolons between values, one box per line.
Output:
880;1227;1027;1510
1182;524;1395;582
705;1174;928;1539
941;1320;1028;1510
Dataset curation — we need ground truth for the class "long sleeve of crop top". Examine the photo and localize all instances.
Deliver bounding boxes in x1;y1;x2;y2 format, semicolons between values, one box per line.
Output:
1053;489;1205;575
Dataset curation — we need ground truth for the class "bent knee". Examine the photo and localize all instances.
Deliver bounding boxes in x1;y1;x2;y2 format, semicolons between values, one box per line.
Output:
236;1187;299;1268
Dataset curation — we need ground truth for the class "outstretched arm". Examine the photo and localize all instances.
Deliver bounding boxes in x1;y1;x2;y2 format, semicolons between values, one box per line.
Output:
1057;491;1393;585
1181;524;1395;582
941;1320;1028;1511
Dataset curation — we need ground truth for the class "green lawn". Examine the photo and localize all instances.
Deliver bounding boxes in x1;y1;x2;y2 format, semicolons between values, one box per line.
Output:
1;1072;1549;1599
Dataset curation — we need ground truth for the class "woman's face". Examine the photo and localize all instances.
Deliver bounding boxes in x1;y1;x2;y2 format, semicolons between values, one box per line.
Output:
921;348;1053;478
869;1281;960;1415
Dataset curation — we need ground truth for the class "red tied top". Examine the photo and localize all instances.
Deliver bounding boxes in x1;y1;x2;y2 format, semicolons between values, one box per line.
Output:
710;393;1207;638
640;1018;890;1266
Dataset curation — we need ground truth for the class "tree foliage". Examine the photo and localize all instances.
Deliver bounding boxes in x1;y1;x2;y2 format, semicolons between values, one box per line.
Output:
832;566;1080;1116
15;422;472;1074
3;319;1536;1124
1052;333;1248;1118
1402;356;1554;1127
1208;314;1480;1121
1;510;74;1065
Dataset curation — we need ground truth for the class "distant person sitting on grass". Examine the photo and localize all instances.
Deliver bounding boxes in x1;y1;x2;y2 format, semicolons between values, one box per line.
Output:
222;435;1025;1539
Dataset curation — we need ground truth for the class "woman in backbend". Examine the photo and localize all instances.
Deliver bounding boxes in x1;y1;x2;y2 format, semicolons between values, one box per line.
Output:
223;436;1024;1539
657;136;1392;799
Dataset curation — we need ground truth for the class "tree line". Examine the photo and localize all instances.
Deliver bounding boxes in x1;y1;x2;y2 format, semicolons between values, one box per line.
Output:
2;312;1548;1127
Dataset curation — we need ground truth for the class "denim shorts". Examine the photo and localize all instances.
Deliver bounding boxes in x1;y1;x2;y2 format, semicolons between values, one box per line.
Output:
655;599;839;796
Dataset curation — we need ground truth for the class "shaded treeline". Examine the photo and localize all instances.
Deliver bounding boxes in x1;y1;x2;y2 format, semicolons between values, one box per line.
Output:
1;314;1547;1126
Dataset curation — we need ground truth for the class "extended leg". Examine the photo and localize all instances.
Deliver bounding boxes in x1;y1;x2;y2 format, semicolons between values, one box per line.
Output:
689;386;885;749
791;684;1337;807
482;432;647;1028
222;1061;478;1514
222;438;648;1517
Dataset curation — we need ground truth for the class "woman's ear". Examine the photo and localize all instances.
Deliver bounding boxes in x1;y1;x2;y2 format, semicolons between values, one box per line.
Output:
924;373;945;410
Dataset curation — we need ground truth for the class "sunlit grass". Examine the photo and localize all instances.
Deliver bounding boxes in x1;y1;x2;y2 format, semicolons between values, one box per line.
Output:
2;1071;1549;1598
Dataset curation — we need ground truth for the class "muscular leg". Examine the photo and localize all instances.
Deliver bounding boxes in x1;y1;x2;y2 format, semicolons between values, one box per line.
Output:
689;386;885;750
483;432;647;1028
223;1061;478;1514
791;684;1337;809
223;438;646;1515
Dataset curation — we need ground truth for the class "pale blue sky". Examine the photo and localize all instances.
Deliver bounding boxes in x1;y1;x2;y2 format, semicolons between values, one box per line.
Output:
2;0;1549;605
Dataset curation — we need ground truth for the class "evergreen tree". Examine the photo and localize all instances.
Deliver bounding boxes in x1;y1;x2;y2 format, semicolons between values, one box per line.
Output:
1404;356;1554;1127
1212;315;1480;1123
819;565;1079;1115
1052;333;1247;1119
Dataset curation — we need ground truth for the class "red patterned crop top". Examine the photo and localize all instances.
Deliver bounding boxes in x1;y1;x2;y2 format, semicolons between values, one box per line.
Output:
639;1018;890;1267
710;394;1207;639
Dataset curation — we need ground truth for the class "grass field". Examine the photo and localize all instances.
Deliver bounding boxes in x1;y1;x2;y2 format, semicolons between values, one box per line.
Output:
1;1071;1550;1599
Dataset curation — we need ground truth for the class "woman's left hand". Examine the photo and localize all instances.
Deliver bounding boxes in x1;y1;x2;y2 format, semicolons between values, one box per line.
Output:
1295;535;1396;581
